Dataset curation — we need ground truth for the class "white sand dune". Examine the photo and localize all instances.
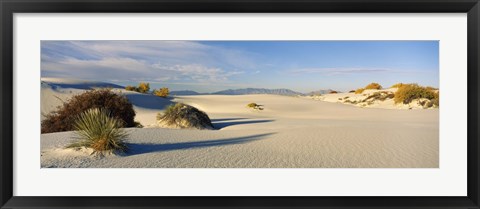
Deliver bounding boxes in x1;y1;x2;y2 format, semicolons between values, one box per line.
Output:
306;88;437;109
41;78;174;126
40;79;439;168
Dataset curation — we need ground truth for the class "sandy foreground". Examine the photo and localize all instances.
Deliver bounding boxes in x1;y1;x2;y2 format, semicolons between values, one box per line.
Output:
41;79;439;168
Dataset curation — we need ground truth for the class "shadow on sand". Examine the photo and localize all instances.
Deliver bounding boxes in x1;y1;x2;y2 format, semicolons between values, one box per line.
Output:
212;119;274;129
125;133;274;156
210;118;249;122
125;94;175;109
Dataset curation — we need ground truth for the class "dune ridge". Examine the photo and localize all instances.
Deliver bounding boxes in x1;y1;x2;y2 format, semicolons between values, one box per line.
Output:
40;78;439;168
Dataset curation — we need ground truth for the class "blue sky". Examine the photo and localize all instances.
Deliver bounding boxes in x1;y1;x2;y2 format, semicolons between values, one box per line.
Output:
41;41;439;93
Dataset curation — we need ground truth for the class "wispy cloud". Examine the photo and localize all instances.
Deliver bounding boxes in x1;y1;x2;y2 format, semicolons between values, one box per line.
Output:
288;67;394;75
41;41;253;84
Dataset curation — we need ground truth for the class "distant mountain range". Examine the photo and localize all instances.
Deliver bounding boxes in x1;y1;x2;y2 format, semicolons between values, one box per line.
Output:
170;90;202;96
170;88;340;96
305;89;338;96
211;88;303;96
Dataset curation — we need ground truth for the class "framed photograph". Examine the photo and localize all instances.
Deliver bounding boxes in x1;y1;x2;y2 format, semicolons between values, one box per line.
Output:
1;0;479;208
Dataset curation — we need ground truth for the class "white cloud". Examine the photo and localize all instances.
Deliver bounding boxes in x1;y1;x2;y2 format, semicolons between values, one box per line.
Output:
41;41;252;83
288;67;393;75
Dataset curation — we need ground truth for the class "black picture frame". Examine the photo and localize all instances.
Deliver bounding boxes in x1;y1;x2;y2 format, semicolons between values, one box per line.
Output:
1;0;479;208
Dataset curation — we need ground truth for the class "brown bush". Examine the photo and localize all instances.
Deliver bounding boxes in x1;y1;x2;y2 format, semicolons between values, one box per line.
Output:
355;88;365;94
125;85;137;91
364;82;382;90
153;87;170;98
394;84;437;105
137;82;150;93
362;91;394;102
157;103;213;129
390;83;405;88
329;90;338;94
41;89;136;133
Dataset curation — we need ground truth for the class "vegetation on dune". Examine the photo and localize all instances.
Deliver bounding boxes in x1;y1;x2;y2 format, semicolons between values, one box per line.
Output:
125;82;150;93
41;89;136;133
153;87;170;98
364;82;382;90
390;83;405;88
137;82;150;93
133;121;144;128
362;91;394;102
68;108;128;153
393;83;439;107
329;90;338;94
157;103;213;129
349;90;355;93
247;103;264;110
125;85;137;91
247;103;258;108
355;88;365;94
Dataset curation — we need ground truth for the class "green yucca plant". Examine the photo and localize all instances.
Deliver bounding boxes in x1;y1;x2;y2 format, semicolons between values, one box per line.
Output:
68;108;128;153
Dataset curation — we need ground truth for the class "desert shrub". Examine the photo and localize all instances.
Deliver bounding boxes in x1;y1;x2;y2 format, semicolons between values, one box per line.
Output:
362;91;394;102
431;92;439;107
137;82;150;93
247;103;258;108
391;83;405;88
153;87;170;98
365;82;382;90
247;103;263;110
349;90;355;93
329;90;338;94
157;103;213;129
67;108;128;153
125;85;137;91
355;88;365;94
41;89;136;133
344;99;358;104
134;121;143;128
394;84;437;104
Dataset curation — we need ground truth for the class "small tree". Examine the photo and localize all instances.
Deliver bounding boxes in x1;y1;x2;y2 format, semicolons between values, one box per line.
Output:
137;82;150;93
153;87;170;98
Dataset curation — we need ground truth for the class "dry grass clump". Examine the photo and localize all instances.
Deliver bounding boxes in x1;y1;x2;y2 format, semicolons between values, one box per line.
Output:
247;103;264;110
394;84;438;106
153;87;170;98
247;103;258;108
344;99;358;104
67;108;128;153
125;82;150;93
137;82;150;93
41;89;136;133
362;91;394;102
125;85;137;91
355;88;365;94
157;103;213;129
390;83;405;88
364;82;382;90
349;90;355;93
329;90;338;94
